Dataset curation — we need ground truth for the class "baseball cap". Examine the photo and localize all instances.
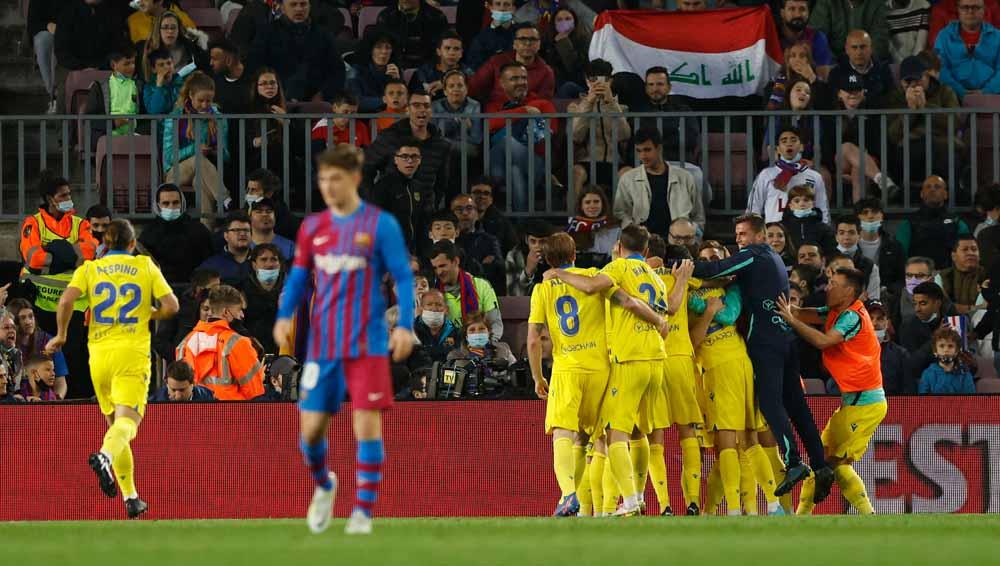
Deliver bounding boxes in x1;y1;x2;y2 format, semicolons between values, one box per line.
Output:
864;299;886;315
835;71;865;92
899;56;928;81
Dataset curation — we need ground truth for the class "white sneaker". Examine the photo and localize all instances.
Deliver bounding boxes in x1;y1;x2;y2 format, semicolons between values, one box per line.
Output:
306;472;337;534
46;99;58;115
344;509;373;535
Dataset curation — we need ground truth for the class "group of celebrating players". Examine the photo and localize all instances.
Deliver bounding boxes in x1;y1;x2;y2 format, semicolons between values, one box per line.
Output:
527;215;888;517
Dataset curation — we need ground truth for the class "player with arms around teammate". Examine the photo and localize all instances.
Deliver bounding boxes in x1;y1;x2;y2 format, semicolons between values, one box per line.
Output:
549;225;672;517
528;233;668;516
273;144;415;536
46;219;179;519
776;268;886;515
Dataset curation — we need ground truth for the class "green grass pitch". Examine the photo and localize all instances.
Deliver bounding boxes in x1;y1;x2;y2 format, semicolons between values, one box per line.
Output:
2;515;998;566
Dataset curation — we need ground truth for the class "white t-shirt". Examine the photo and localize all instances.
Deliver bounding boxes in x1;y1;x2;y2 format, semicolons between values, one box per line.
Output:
746;165;829;224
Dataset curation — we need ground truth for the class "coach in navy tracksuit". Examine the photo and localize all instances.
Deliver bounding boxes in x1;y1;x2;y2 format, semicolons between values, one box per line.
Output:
676;214;834;500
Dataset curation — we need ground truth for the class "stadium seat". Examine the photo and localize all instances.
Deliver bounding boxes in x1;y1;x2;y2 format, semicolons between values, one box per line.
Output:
183;0;216;7
358;6;385;38
976;378;1000;393
95;135;155;214
223;5;242;37
707;132;748;199
339;7;353;37
499;296;531;321
288;101;332;114
441;5;457;24
803;378;826;395
189;8;225;40
64;69;109;115
403;68;416;85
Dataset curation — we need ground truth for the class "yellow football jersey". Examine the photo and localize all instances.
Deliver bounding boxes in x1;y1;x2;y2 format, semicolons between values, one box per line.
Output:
529;267;610;372
688;286;749;370
68;253;172;351
600;257;667;363
656;269;702;357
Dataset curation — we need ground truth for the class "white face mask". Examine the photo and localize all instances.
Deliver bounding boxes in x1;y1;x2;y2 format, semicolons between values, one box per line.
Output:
875;328;887;342
421;310;445;328
56;200;74;213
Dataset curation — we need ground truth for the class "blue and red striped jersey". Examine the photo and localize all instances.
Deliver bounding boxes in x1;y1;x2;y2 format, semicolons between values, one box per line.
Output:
278;202;414;361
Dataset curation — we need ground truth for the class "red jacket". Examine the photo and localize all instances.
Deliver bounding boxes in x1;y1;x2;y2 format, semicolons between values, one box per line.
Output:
483;94;559;134
929;0;1000;47
177;319;265;401
468;52;555;107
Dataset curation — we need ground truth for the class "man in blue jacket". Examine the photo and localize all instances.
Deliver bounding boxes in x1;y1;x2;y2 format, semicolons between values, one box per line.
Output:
935;0;1000;97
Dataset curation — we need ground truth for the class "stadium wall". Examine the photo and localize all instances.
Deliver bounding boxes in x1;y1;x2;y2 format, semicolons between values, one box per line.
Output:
2;397;998;520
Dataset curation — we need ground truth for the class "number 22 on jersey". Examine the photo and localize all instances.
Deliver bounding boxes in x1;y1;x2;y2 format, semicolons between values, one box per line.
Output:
93;282;143;325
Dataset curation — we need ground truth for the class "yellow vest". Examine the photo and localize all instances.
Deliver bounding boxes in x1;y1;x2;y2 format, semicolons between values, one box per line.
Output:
22;213;88;312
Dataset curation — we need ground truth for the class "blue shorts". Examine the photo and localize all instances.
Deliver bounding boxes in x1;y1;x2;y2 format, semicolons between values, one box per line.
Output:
298;356;392;414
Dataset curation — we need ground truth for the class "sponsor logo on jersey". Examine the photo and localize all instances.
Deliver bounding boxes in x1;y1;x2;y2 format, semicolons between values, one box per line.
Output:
314;254;368;274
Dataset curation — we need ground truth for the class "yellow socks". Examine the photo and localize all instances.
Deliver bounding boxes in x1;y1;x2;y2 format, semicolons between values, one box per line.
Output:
745;444;777;505
602;455;621;514
718;448;741;515
765;444;793;513
590;453;606;516
113;444;137;500
101;417;137;461
705;460;723;515
573;445;586;491
553;437;577;497
577;460;593;516
630;437;650;499
836;465;874;514
796;472;816;515
608;441;636;499
738;448;757;515
679;437;701;507
648;442;671;512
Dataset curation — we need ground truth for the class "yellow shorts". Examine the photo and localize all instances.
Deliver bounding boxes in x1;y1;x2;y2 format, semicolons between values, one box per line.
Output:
703;357;766;432
601;360;659;434
90;347;151;417
821;401;887;465
545;369;610;436
663;355;704;426
637;362;671;435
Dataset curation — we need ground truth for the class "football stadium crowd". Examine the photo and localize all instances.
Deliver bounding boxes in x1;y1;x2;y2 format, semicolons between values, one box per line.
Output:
6;0;1000;408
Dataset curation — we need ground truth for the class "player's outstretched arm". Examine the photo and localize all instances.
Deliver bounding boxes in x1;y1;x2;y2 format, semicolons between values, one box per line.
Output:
612;289;668;338
665;260;694;315
44;286;82;354
690;296;724;349
776;295;844;350
673;248;757;280
150;292;180;321
549;269;614;294
526;322;548;399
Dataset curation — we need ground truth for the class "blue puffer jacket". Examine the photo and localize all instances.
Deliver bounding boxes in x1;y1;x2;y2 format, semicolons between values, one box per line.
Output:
935;21;1000;98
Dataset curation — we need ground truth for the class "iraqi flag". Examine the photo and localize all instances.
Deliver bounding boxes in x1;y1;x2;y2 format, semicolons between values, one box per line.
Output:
589;7;783;99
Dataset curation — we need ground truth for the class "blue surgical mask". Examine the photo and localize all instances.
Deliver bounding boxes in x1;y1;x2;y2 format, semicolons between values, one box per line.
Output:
792;208;812;218
837;244;858;255
779;152;802;164
468;332;490;348
984;217;997;227
56;200;74;213
256;268;280;284
860;220;882;233
159;207;182;222
246;194;263;205
491;10;514;25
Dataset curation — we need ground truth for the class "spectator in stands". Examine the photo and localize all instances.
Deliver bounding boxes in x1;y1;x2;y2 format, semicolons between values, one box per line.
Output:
797;242;826;271
976;184;1000;267
19;354;59;402
896;175;971;269
766;74;822;162
376;80;409;133
245;68;289;172
866;299;910;394
614;127;703;239
311;92;372;150
411;32;472;101
919;326;975;393
376;0;449;70
384;305;432;395
470;23;556;106
810;0;891;61
567;185;621;260
8;299;67;400
541;7;591;99
634;67;700;165
835;215;881;298
791;262;822;299
854;198;906;292
85;204;112;258
350;30;402;113
128;1;195;45
826;30;897;109
143;48;190;115
938;235;987;312
153;268;220;362
241;243;284;354
84;46;144;148
231;0;347;58
0;362;23;403
367;141;433;251
667;218;699;252
199;212;253;285
19;175;96;399
363;92;453;206
140;183;214;284
747;125;830;224
139;11;209;81
569;59;631;195
427;210;459;246
249;198;295;261
887;0;931;64
470;177;518;255
247;0;345;102
517;0;595;35
26;0;61;113
778;0;835;79
782;184;836;255
55;0;127;72
208;39;249;113
467;0;517;69
899;281;959;381
430;241;504;340
162;72;230;224
452;195;505;292
506;219;556;297
177;284;265;401
934;0;1000;98
432;71;483;158
929;0;1000;47
0;312;22;397
889;256;936;328
150;360;215;402
447;312;517;364
765;222;797;268
244;169;297;238
413;289;463;362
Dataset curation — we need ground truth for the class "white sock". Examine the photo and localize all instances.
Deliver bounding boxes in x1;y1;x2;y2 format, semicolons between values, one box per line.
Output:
728;509;742;516
767;501;781;513
99;450;112;461
622;494;639;510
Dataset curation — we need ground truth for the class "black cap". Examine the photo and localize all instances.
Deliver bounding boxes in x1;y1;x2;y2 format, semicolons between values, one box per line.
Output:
900;56;928;81
250;197;276;211
864;299;886;315
836;71;865;92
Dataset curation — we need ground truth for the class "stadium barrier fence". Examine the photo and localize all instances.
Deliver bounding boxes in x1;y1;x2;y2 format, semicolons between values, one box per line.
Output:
2;396;998;520
0;107;996;221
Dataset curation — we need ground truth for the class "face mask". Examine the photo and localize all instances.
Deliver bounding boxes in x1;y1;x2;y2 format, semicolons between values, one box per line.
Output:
491;10;514;25
779;152;802;164
792;208;812;218
837;245;858;255
874;328;887;342
860;220;882;233
56;200;74;213
984;217;997;227
555;20;575;34
467;332;490;348
936;354;956;365
246;194;263;205
421;310;445;328
256;268;280;284
924;312;939;323
159;208;182;222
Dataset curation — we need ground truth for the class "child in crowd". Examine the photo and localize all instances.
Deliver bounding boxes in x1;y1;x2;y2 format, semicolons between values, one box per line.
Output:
447;313;515;365
310;93;371;150
85;46;144;147
143;48;194;114
376;79;409;133
19;354;59;402
919;327;975;394
781;184;835;254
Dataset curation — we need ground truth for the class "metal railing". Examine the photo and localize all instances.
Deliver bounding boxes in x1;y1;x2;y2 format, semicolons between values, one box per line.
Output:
0;107;995;221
